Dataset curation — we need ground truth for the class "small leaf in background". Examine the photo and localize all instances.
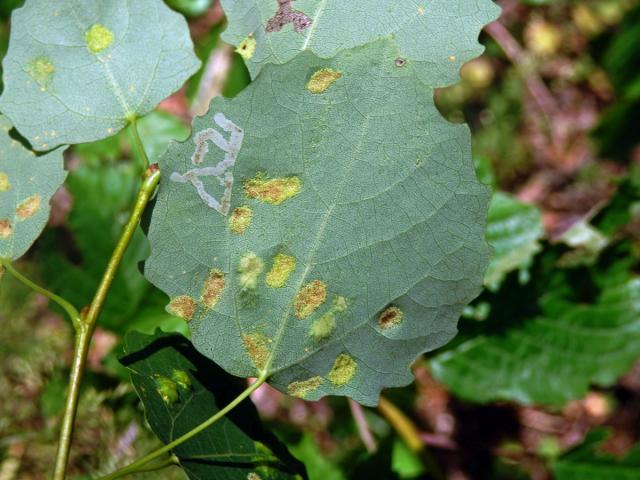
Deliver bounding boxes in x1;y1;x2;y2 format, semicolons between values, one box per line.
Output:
290;435;346;480
120;330;306;480
0;114;66;260
431;278;640;405
144;40;491;405
220;0;500;85
553;429;640;480
484;192;544;291
0;0;200;150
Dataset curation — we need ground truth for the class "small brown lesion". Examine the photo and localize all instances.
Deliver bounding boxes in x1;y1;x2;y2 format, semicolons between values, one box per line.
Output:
266;0;312;34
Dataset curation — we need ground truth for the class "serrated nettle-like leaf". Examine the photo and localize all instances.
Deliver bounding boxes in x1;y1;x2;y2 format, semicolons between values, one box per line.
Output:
221;0;500;85
431;278;640;406
0;115;66;260
121;330;305;480
484;192;544;290
0;0;200;151
144;40;490;406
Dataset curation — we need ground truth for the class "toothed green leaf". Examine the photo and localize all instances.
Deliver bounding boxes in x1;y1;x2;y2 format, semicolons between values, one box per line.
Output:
0;0;200;150
144;39;490;406
220;0;500;84
0;114;66;261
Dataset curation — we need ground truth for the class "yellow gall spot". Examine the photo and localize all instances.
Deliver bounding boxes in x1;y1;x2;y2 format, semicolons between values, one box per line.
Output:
247;473;262;480
448;55;457;62
0;172;10;192
294;280;327;319
155;375;179;405
288;376;323;398
201;269;225;309
168;295;196;321
229;206;253;234
86;24;114;54
16;195;41;219
327;353;357;386
236;36;257;60
306;68;343;94
0;220;12;238
238;253;264;291
310;296;347;341
378;306;404;330
171;369;192;390
418;5;426;14
244;174;301;205
243;333;270;371
266;253;296;288
26;58;55;89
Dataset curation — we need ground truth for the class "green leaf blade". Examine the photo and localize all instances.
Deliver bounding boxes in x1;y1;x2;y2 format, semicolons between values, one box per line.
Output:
0;115;66;260
0;0;200;150
121;330;306;480
221;0;500;86
144;40;490;406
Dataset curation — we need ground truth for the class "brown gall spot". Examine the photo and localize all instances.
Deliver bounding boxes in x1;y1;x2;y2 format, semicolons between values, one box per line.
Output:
266;0;312;34
168;295;196;321
229;206;253;234
288;376;323;398
201;269;225;309
243;333;270;371
244;174;301;205
16;195;41;219
294;280;327;319
0;219;12;239
395;58;407;68
378;306;404;330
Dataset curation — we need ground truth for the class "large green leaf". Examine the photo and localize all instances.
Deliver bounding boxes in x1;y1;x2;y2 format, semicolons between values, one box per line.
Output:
484;192;544;290
220;0;500;84
0;0;200;151
553;430;640;480
0;115;66;260
121;330;305;480
430;278;640;405
144;40;490;406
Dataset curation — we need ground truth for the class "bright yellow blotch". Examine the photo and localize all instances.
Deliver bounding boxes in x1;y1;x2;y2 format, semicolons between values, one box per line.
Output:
244;174;301;205
0;220;12;238
86;24;114;54
238;252;264;290
328;353;357;386
168;295;196;321
201;269;225;309
294;280;327;319
229;206;252;234
171;369;192;390
243;333;270;371
266;253;296;288
311;296;347;341
16;195;41;219
306;68;343;94
378;306;403;330
236;36;257;60
26;57;55;89
155;375;179;405
0;172;9;192
288;376;323;398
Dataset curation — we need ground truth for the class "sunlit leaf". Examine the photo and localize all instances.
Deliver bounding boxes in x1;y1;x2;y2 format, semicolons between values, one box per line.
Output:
144;40;490;406
0;114;66;260
0;0;200;150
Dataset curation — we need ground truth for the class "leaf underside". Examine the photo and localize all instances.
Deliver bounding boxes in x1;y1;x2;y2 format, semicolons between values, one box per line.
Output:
0;114;66;260
221;0;500;86
0;0;200;150
431;279;640;406
121;330;305;480
144;39;490;406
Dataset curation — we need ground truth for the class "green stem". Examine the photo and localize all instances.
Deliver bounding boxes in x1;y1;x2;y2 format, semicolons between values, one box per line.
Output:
128;119;149;170
1;260;81;328
96;376;268;480
52;165;161;480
